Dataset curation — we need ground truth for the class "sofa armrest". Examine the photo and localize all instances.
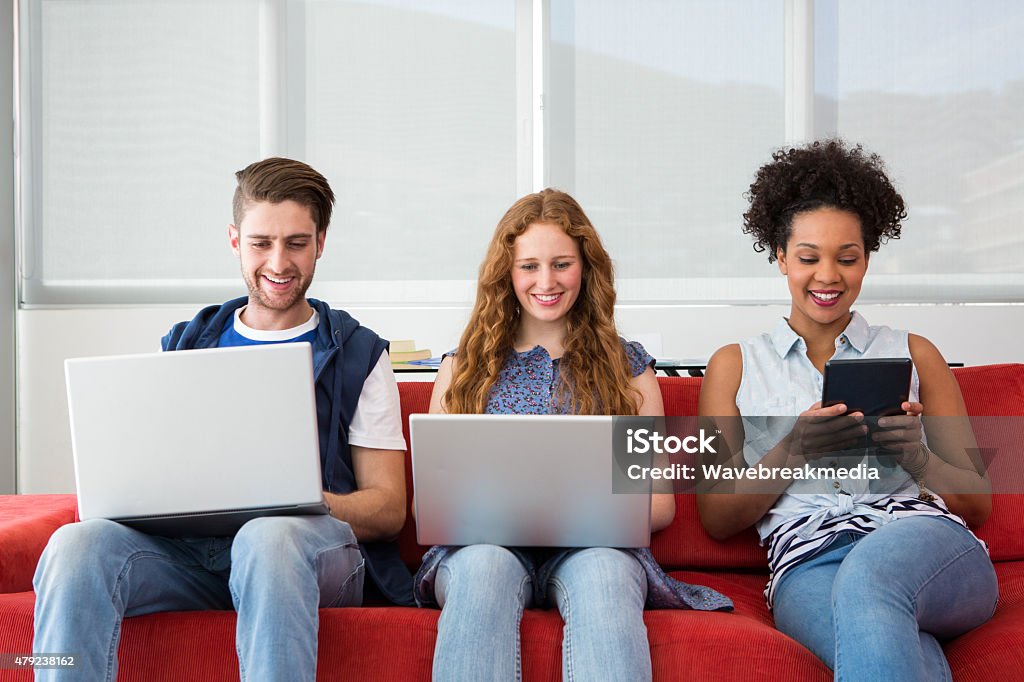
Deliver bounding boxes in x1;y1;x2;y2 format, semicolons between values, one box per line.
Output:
0;495;78;593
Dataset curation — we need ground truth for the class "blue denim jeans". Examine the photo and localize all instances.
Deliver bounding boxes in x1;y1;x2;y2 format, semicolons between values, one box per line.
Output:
32;515;364;682
772;516;998;682
431;544;650;681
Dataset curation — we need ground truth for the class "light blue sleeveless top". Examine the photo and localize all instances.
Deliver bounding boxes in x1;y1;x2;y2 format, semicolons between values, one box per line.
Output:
733;311;978;602
735;313;978;608
737;312;924;541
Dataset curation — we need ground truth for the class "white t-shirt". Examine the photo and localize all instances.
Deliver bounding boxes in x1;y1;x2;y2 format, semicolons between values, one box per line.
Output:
348;350;407;452
231;307;407;452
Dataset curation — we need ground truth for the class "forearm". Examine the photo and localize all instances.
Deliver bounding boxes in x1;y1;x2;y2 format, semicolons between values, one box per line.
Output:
917;453;990;495
906;446;992;526
936;492;991;527
697;439;797;539
651;493;675;532
324;489;406;542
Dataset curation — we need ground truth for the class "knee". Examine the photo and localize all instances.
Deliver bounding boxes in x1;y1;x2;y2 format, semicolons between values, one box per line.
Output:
233;516;348;559
233;516;301;554
440;544;524;583
35;520;131;589
563;547;640;575
436;545;528;607
556;548;643;593
230;516;356;579
552;549;646;613
39;520;131;568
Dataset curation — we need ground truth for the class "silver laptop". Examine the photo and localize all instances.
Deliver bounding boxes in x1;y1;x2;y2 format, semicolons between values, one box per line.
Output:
65;343;328;537
410;414;652;548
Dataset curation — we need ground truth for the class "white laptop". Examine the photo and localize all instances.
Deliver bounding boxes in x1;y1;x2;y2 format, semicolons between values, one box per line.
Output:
410;414;652;548
65;343;328;537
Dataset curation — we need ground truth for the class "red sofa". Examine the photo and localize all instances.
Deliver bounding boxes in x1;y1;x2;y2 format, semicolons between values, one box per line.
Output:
2;366;1023;681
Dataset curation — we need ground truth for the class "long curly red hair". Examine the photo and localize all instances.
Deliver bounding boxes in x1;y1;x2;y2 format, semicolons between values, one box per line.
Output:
443;189;640;416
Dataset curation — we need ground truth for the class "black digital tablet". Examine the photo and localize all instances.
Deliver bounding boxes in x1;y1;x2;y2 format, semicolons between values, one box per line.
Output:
821;358;912;417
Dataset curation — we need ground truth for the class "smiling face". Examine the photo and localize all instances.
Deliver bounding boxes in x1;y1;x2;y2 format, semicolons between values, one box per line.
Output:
229;199;325;330
777;207;868;337
510;221;583;329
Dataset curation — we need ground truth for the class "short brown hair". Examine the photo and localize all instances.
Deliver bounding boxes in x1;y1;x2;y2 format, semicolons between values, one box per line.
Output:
232;157;335;235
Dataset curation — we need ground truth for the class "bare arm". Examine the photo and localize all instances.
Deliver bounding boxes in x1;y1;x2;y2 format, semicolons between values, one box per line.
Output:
695;344;861;540
632;367;675;532
891;335;991;526
324;445;407;542
323;354;409;541
696;344;786;539
428;355;455;414
868;336;990;526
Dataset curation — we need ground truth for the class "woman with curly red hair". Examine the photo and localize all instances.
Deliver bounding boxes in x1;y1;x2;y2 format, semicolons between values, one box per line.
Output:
415;188;730;681
698;139;997;680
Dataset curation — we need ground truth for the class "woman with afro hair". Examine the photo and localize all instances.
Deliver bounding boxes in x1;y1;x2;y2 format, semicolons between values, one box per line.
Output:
414;188;731;681
698;139;997;680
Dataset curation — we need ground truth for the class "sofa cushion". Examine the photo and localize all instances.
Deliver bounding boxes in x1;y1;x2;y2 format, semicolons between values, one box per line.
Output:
655;378;766;569
397;381;433;571
3;560;1022;681
974;494;1024;563
0;591;34;681
953;364;1024;416
647;587;830;682
658;376;703;417
944;560;1024;681
0;585;835;682
0;495;78;593
951;365;1024;562
652;495;766;571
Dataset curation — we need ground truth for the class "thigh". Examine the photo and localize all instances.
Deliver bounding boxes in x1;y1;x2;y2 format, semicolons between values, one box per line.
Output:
435;544;532;609
231;515;365;608
36;519;234;615
836;516;998;638
232;514;359;556
771;536;857;668
547;549;651;682
547;548;646;608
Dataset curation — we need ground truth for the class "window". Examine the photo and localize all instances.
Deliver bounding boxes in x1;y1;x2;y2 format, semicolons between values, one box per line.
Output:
17;0;1024;306
814;0;1024;301
302;0;519;287
547;0;785;302
19;0;262;304
18;0;519;305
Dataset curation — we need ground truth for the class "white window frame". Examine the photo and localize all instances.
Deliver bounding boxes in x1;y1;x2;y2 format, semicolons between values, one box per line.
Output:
3;0;18;492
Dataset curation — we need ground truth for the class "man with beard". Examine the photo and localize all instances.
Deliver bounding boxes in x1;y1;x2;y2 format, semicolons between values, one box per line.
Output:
32;158;413;681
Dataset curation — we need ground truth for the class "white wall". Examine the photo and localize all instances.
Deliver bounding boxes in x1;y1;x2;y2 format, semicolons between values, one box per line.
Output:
17;302;1024;494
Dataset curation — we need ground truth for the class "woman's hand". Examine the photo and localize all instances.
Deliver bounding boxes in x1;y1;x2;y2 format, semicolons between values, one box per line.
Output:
872;401;928;473
782;402;866;462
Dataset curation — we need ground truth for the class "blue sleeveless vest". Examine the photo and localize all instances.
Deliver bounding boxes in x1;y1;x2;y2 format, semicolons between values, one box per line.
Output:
162;296;414;605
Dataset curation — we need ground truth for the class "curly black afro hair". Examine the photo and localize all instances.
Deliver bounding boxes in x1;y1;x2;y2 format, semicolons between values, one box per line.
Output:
743;139;907;262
